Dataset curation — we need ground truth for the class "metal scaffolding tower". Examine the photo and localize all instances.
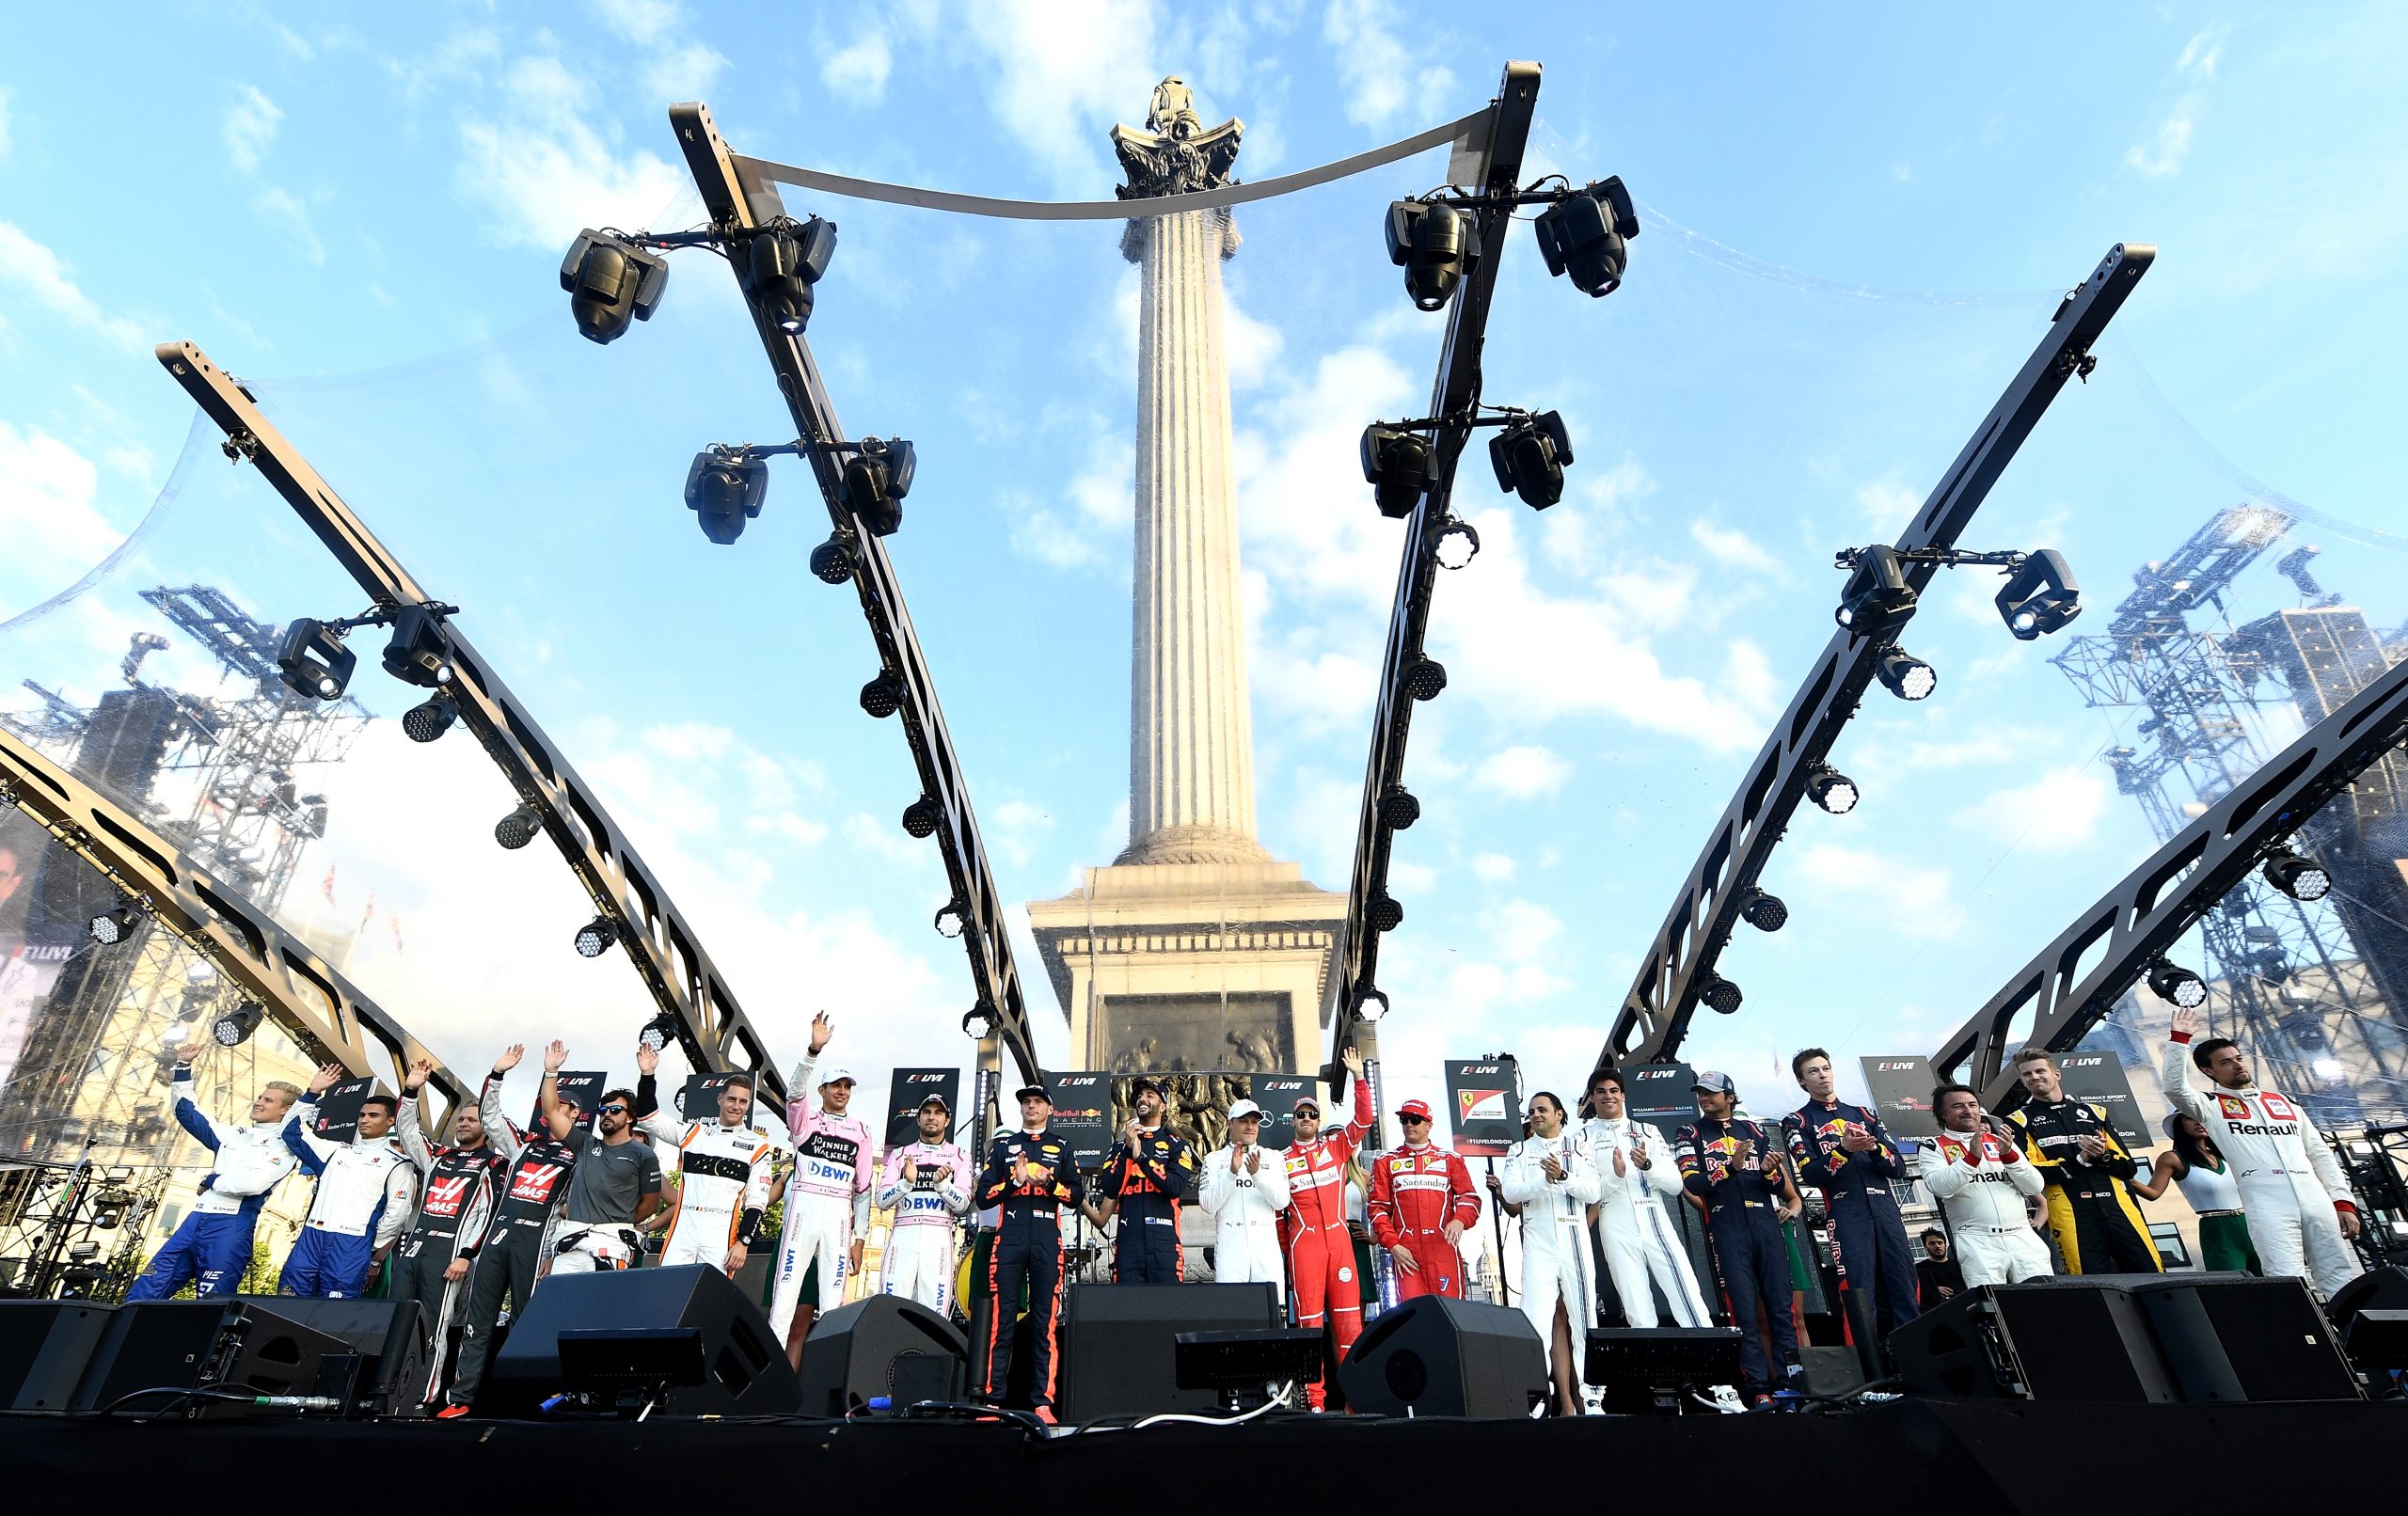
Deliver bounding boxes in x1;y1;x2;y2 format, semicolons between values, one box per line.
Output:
2052;506;2408;1125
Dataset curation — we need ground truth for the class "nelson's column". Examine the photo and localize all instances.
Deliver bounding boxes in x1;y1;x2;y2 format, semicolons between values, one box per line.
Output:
1027;79;1347;1076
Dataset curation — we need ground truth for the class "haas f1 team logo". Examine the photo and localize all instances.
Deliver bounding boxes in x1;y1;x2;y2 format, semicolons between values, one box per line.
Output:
509;1162;567;1204
421;1174;473;1219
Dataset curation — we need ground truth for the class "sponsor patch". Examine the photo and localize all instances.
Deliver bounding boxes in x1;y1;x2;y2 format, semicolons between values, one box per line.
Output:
2218;1095;2252;1120
1457;1088;1509;1123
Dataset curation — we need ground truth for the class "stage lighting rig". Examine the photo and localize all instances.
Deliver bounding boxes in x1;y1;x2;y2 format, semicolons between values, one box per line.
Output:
1833;545;1917;639
1835;544;2081;642
212;1001;265;1047
2263;847;2333;903
1489;410;1574;509
1403;657;1449;701
683;436;916;545
1386;197;1467;311
1805;763;1859;815
276;600;460;703
738;216;838;335
1354;987;1388;1025
1433;518;1481;569
402;696;456;744
1359;423;1434;518
685;447;769;545
1369;895;1404;932
840;435;917;537
1739;889;1787;932
638;1012;680;1052
1994;549;2082;640
1379;784;1420;830
2146;957;2208;1010
1699;974;1743;1014
810;532;858;584
575;916;620;959
1532;176;1640;297
89;901;139;946
934;899;967;940
901;797;943;839
561;230;671;344
495;806;542;850
275;618;356;701
1875;647;1937;702
860;673;902;719
962;1002;998;1040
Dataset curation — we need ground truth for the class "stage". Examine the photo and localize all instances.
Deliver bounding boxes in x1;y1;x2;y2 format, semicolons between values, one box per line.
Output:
4;1398;2395;1502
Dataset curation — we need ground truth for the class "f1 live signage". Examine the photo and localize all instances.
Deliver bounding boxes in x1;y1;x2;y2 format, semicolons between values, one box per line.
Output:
1617;1062;1699;1143
1444;1057;1522;1157
1246;1073;1311;1152
883;1067;962;1148
1045;1071;1114;1172
1860;1055;1942;1141
527;1070;605;1135
2054;1050;2151;1148
309;1076;376;1143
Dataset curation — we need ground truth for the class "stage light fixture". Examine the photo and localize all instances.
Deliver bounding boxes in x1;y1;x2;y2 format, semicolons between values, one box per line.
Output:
810;533;858;585
962;1002;998;1040
1386;197;1466;311
495;806;542;851
1835;545;1918;640
212;1002;265;1048
1403;657;1449;702
1488;410;1574;510
89;903;139;946
560;229;669;345
1805;763;1859;815
684;449;769;545
860;673;902;719
2146;957;2209;1010
1359;423;1434;519
1379;784;1420;830
1369;895;1404;932
575;916;620;959
1434;519;1481;570
1533;176;1639;297
901;797;943;839
1354;987;1389;1024
1876;646;1937;702
839;436;917;537
2264;848;2333;903
738;217;836;335
934;899;967;940
380;605;456;690
403;697;456;744
638;1012;679;1052
275;618;356;701
1739;889;1788;932
1995;549;2082;640
1700;974;1743;1015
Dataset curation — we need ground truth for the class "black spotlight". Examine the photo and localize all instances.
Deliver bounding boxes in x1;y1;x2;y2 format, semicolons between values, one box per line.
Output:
839;436;916;537
1370;895;1404;932
1995;549;2082;640
403;697;456;744
575;916;620;959
495;806;542;851
89;903;139;946
860;673;902;719
1805;763;1859;815
810;533;858;585
1875;646;1937;702
1699;974;1743;1015
934;899;967;939
901;797;943;839
1386;197;1466;311
962;1002;998;1040
2146;957;2209;1010
1836;545;1919;639
381;605;456;689
1359;423;1434;519
2264;848;2333;903
212;1002;265;1048
738;217;836;335
1739;889;1787;932
275;618;356;701
1434;518;1481;570
560;229;669;345
1489;410;1574;510
1533;176;1639;297
1354;987;1389;1024
684;449;769;545
1403;657;1448;701
638;1012;679;1053
1379;784;1420;830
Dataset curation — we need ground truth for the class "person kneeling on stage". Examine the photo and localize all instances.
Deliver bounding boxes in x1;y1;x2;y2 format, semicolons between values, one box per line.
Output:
391;1056;510;1409
1502;1092;1600;1416
878;1094;973;1315
540;1048;663;1273
632;1042;778;1274
1201;1098;1290;1294
1919;1084;2052;1289
125;1053;302;1300
1084;1075;1198;1283
278;1062;420;1298
1369;1098;1480;1301
976;1085;1074;1424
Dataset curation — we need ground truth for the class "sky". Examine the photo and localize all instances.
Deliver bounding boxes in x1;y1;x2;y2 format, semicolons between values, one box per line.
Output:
4;2;2407;1145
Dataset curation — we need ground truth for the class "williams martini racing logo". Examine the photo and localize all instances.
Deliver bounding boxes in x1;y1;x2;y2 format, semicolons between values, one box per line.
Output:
1457;1088;1510;1124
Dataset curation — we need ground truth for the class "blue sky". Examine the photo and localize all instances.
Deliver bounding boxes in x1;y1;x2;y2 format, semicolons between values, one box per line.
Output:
4;2;2406;1130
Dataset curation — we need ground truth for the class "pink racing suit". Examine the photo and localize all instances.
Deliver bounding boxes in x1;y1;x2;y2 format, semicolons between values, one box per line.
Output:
768;1051;874;1337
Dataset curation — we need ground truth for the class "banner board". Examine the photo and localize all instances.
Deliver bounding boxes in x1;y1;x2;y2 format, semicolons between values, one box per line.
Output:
1045;1070;1113;1172
309;1076;375;1143
1617;1061;1699;1143
2054;1050;2151;1148
1859;1054;1943;1141
881;1067;963;1148
1245;1073;1311;1152
1444;1057;1523;1157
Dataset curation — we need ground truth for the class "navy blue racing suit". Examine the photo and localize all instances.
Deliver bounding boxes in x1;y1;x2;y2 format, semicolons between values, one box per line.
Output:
977;1128;1074;1411
1096;1127;1196;1284
1675;1116;1799;1398
1783;1098;1921;1339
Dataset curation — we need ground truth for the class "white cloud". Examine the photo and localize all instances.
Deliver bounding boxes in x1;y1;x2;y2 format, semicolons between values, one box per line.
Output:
1388;860;1438;893
0;87;13;157
592;0;681;45
1321;0;1457;131
2126;27;2226;179
253;185;325;264
0;425;122;620
1007;433;1132;572
1689;519;1782;576
1475;745;1571;800
455;55;686;250
0;221;149;352
1786;845;1960;941
1471;852;1515;884
643;41;729;102
1951;763;2113;853
1484;899;1560;961
223;84;282;173
823;31;894;105
1856;475;1922;531
948;0;1166;192
1221;286;1285;390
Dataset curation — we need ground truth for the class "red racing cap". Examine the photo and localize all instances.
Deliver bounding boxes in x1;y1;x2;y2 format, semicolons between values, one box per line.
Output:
1398;1098;1434;1122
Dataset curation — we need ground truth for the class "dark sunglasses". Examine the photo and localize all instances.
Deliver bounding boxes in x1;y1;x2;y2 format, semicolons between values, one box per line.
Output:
597;1103;628;1115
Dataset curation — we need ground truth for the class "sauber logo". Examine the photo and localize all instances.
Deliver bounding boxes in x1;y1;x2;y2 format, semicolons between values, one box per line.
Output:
422;1174;472;1218
2217;1096;2252;1120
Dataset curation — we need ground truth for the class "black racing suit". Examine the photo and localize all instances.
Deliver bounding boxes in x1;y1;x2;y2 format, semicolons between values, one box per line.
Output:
446;1082;582;1410
390;1079;510;1407
976;1128;1074;1411
1096;1127;1196;1283
2008;1096;2162;1275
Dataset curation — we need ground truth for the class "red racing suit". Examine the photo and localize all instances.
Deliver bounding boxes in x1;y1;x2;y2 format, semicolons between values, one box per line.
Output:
1276;1077;1376;1406
1367;1141;1481;1302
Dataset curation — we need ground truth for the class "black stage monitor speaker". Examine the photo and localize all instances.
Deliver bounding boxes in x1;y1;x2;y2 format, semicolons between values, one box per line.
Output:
2325;1265;2408;1334
477;1264;799;1417
2126;1274;2361;1403
239;1297;427;1417
0;1301;115;1411
799;1294;968;1415
1891;1280;2176;1403
1583;1326;1744;1415
1340;1295;1547;1418
70;1299;352;1415
1058;1282;1278;1422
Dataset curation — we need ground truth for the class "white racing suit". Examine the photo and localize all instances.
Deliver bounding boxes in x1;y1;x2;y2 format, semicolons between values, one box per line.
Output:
641;1108;782;1272
1199;1144;1291;1293
1583;1115;1711;1328
877;1140;972;1314
1918;1129;2052;1287
1502;1133;1601;1374
2162;1037;2362;1295
768;1052;874;1336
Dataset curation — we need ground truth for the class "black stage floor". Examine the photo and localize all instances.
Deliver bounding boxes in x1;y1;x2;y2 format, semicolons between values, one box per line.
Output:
3;1398;2397;1504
